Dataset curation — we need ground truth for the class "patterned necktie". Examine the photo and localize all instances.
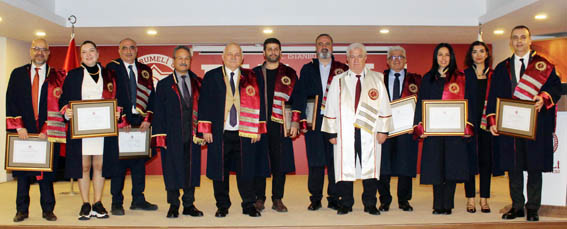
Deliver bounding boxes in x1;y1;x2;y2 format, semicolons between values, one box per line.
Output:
519;58;526;81
355;74;361;112
181;75;192;106
32;67;40;120
229;72;237;127
128;65;137;107
393;72;401;100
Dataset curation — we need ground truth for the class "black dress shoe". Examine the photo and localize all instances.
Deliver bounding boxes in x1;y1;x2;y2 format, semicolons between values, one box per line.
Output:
526;209;539;221
166;205;179;218
111;204;125;216
183;205;204;217
378;203;390;212
337;206;352;215
502;208;524;220
243;207;261;217
131;201;158;211
254;199;265;211
42;211;57;221
215;208;228;218
13;211;28;222
327;200;339;210
364;206;381;215
432;209;444;215
444;209;452;215
308;201;322;211
399;202;413;212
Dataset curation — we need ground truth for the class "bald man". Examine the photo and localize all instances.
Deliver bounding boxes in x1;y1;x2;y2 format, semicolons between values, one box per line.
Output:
198;43;267;217
6;39;65;222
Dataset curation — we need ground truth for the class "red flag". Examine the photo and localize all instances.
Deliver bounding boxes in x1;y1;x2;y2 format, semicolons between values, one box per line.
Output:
62;35;78;73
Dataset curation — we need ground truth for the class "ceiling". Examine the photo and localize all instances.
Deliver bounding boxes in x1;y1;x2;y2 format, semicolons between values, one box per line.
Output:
0;0;565;46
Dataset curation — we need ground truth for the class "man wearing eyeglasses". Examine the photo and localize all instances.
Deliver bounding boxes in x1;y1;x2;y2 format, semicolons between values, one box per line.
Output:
376;46;421;213
6;38;65;222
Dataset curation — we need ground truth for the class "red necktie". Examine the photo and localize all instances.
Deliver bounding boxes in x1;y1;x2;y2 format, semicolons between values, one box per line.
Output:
32;67;40;120
355;74;361;112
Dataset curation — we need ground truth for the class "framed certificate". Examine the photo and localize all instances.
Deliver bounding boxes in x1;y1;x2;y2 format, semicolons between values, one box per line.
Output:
118;127;152;159
496;98;538;140
389;95;417;137
305;95;319;131
422;99;468;136
5;133;54;172
282;103;293;137
70;99;118;139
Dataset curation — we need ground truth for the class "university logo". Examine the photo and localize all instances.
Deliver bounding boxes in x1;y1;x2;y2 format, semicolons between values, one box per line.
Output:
138;54;174;86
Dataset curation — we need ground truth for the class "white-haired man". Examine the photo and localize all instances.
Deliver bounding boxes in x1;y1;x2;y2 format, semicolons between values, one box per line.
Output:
322;43;392;215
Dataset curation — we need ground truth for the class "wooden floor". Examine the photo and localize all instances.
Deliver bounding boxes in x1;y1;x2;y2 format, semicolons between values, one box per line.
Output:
0;175;565;228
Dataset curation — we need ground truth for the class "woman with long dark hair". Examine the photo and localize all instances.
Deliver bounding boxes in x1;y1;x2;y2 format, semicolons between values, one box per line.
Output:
462;41;500;213
413;43;478;215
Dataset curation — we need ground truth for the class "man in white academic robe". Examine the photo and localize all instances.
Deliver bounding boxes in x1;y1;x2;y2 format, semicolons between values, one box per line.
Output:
322;43;392;215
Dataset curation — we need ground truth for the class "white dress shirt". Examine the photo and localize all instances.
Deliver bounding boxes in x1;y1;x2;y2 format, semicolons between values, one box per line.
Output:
514;52;530;83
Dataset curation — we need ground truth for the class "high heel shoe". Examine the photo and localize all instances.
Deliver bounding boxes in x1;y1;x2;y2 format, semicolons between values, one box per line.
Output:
466;198;476;213
480;198;491;213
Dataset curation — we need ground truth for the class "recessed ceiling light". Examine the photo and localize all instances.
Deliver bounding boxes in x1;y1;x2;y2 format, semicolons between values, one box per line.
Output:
147;29;157;35
35;31;46;37
0;17;3;22
379;29;390;34
263;29;273;34
534;14;547;20
493;29;504;35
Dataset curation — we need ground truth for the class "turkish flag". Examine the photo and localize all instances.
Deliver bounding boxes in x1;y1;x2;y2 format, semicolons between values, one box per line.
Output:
62;35;78;74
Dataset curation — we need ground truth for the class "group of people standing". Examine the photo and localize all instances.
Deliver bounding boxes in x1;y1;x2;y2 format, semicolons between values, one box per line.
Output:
6;24;560;223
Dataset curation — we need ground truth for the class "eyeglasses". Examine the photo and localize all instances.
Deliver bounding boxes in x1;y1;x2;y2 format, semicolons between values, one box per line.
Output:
31;47;50;53
388;56;405;61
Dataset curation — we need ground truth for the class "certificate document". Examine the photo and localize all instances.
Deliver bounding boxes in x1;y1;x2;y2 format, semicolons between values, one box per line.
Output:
5;133;53;171
305;95;319;130
12;140;48;164
501;105;531;132
423;100;467;136
77;106;111;131
496;98;537;140
70;99;118;139
389;96;416;137
428;107;461;129
119;131;148;153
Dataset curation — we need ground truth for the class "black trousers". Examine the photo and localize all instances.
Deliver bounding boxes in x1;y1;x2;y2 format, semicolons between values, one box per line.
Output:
213;131;255;210
254;123;286;201
16;176;55;213
377;175;412;205
111;114;148;206
337;179;378;208
433;181;456;210
308;133;337;203
465;130;493;198
167;187;195;208
509;138;542;211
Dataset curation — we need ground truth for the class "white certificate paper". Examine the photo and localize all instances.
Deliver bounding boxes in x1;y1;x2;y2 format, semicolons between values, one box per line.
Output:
77;106;111;131
12;140;47;164
501;105;531;132
305;101;315;125
428;107;461;129
119;131;148;153
391;103;415;133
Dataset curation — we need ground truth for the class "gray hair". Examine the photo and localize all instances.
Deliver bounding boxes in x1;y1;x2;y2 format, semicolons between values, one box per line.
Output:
173;45;192;58
387;46;406;59
223;42;243;55
346;43;367;57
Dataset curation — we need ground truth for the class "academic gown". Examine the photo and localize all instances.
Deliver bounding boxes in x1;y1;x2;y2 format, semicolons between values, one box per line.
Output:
413;71;478;185
6;64;60;180
322;68;393;182
198;66;267;181
253;63;299;175
152;72;202;189
297;57;349;167
58;65;128;179
486;53;562;172
379;69;421;177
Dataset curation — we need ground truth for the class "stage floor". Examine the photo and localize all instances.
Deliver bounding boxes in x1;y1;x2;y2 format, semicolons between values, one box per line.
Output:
0;175;565;228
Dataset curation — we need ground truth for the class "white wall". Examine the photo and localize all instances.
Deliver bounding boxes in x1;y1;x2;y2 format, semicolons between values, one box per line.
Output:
491;38;513;67
0;37;30;182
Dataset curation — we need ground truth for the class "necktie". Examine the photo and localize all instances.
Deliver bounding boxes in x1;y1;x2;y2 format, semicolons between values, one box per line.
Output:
519;58;526;80
229;72;237;127
181;75;192;106
128;65;137;107
355;74;361;112
393;72;401;100
32;67;40;120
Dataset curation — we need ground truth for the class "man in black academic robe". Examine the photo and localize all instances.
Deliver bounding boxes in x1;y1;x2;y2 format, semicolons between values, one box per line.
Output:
106;38;158;215
152;46;204;218
486;26;562;222
296;34;348;210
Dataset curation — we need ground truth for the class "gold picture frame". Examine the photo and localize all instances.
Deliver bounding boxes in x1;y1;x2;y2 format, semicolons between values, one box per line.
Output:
496;98;538;140
118;127;152;159
388;95;417;138
5;133;54;172
305;95;319;131
70;99;118;139
422;99;468;136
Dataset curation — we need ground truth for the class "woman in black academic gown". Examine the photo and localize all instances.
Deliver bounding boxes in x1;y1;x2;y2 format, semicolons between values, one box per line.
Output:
413;43;478;215
60;41;125;220
462;41;502;213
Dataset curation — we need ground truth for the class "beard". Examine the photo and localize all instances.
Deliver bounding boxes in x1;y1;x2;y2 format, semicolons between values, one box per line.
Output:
318;48;330;59
266;54;280;63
